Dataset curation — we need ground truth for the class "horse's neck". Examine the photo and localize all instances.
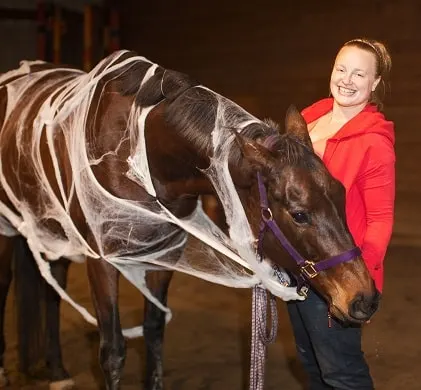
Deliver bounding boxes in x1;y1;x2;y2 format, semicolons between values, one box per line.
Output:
144;105;215;204
142;90;259;207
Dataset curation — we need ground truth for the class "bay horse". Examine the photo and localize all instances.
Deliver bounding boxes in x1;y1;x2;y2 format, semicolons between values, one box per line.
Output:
0;50;379;389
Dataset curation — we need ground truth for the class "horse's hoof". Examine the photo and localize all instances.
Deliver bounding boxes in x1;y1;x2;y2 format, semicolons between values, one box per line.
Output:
49;378;76;390
0;368;8;387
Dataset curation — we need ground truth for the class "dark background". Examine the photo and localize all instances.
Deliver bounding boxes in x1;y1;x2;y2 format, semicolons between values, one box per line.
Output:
1;1;421;389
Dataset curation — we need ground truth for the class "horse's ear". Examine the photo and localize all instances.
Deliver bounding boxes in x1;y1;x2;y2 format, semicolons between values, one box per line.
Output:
285;105;313;151
232;131;275;172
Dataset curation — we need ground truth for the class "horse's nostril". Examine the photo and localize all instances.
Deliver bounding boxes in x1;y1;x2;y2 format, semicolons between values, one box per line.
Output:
349;292;380;320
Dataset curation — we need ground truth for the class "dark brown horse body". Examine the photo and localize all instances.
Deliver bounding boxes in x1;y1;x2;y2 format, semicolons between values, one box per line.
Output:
0;51;378;389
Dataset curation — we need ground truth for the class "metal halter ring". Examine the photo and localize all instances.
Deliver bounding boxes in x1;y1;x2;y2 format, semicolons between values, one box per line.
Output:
261;207;273;222
300;261;319;279
298;285;309;298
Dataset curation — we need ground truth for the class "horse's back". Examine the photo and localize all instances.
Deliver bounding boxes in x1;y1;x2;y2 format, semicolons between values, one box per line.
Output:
0;61;87;252
0;51;185;261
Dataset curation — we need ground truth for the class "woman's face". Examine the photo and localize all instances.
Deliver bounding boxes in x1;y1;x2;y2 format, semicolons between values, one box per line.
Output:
330;45;380;108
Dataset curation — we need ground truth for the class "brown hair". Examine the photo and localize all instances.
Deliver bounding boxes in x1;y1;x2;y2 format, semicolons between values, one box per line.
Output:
343;38;392;108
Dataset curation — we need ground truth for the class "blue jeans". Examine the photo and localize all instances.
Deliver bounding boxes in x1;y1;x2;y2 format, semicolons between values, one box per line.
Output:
287;289;374;390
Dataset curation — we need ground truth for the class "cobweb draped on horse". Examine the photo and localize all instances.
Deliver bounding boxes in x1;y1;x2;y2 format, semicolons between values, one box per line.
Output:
0;50;379;389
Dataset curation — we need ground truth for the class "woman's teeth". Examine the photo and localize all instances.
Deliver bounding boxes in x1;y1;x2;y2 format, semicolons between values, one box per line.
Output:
339;86;355;96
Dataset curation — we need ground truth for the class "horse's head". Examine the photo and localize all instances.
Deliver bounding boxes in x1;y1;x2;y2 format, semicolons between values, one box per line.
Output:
233;106;378;324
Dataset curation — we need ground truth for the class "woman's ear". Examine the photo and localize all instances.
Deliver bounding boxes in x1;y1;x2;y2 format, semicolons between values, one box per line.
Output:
372;77;381;92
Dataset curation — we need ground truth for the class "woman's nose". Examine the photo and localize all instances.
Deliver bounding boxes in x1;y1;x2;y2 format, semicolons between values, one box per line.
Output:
342;73;352;84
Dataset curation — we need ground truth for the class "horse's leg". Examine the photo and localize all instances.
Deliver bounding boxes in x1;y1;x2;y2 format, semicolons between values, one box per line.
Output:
46;258;75;390
143;270;174;390
87;257;125;390
0;235;13;387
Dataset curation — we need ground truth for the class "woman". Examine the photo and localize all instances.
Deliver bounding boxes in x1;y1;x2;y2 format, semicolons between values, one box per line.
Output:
287;38;395;390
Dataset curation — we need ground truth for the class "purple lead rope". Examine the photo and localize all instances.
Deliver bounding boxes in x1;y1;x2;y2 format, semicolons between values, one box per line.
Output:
249;219;278;390
249;285;277;390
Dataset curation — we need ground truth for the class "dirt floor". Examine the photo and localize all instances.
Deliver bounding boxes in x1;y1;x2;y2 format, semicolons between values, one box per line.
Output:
2;241;420;389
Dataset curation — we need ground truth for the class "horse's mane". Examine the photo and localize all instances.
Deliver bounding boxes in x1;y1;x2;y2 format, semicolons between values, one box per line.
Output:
164;87;219;152
89;52;316;172
135;67;316;170
162;85;317;169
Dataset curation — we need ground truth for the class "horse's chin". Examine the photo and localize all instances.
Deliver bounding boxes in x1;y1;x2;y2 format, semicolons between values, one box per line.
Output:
329;305;366;326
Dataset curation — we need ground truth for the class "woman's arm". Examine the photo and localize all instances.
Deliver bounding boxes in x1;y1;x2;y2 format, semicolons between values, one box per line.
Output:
357;142;395;275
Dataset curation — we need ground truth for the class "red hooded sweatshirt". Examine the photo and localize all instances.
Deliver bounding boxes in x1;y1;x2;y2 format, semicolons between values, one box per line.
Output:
301;98;395;292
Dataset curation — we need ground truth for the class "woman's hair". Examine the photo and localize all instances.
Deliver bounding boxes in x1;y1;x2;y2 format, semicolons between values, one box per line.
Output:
342;38;392;108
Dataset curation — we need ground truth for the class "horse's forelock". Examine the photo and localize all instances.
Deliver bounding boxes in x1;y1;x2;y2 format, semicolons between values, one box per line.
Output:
261;133;318;169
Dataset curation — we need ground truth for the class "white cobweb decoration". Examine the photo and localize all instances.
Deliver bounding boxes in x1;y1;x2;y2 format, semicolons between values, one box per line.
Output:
0;51;303;338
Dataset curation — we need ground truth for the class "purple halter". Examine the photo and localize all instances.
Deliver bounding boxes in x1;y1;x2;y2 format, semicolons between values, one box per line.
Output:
256;172;361;281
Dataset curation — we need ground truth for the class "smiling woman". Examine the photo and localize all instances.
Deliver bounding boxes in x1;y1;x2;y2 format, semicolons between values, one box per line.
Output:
286;38;395;390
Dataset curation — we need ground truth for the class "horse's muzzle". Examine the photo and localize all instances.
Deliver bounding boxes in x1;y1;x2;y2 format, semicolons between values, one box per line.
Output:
348;290;381;322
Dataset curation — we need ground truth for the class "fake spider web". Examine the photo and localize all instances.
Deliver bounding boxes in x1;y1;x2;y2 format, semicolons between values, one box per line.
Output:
0;51;303;338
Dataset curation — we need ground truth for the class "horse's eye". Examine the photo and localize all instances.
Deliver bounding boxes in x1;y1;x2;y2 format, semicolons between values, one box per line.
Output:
290;212;310;225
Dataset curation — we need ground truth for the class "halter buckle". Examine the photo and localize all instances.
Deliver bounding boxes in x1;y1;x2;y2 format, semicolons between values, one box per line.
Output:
300;261;318;279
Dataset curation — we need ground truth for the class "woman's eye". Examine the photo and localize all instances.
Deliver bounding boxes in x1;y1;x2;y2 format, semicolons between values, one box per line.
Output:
290;212;310;225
